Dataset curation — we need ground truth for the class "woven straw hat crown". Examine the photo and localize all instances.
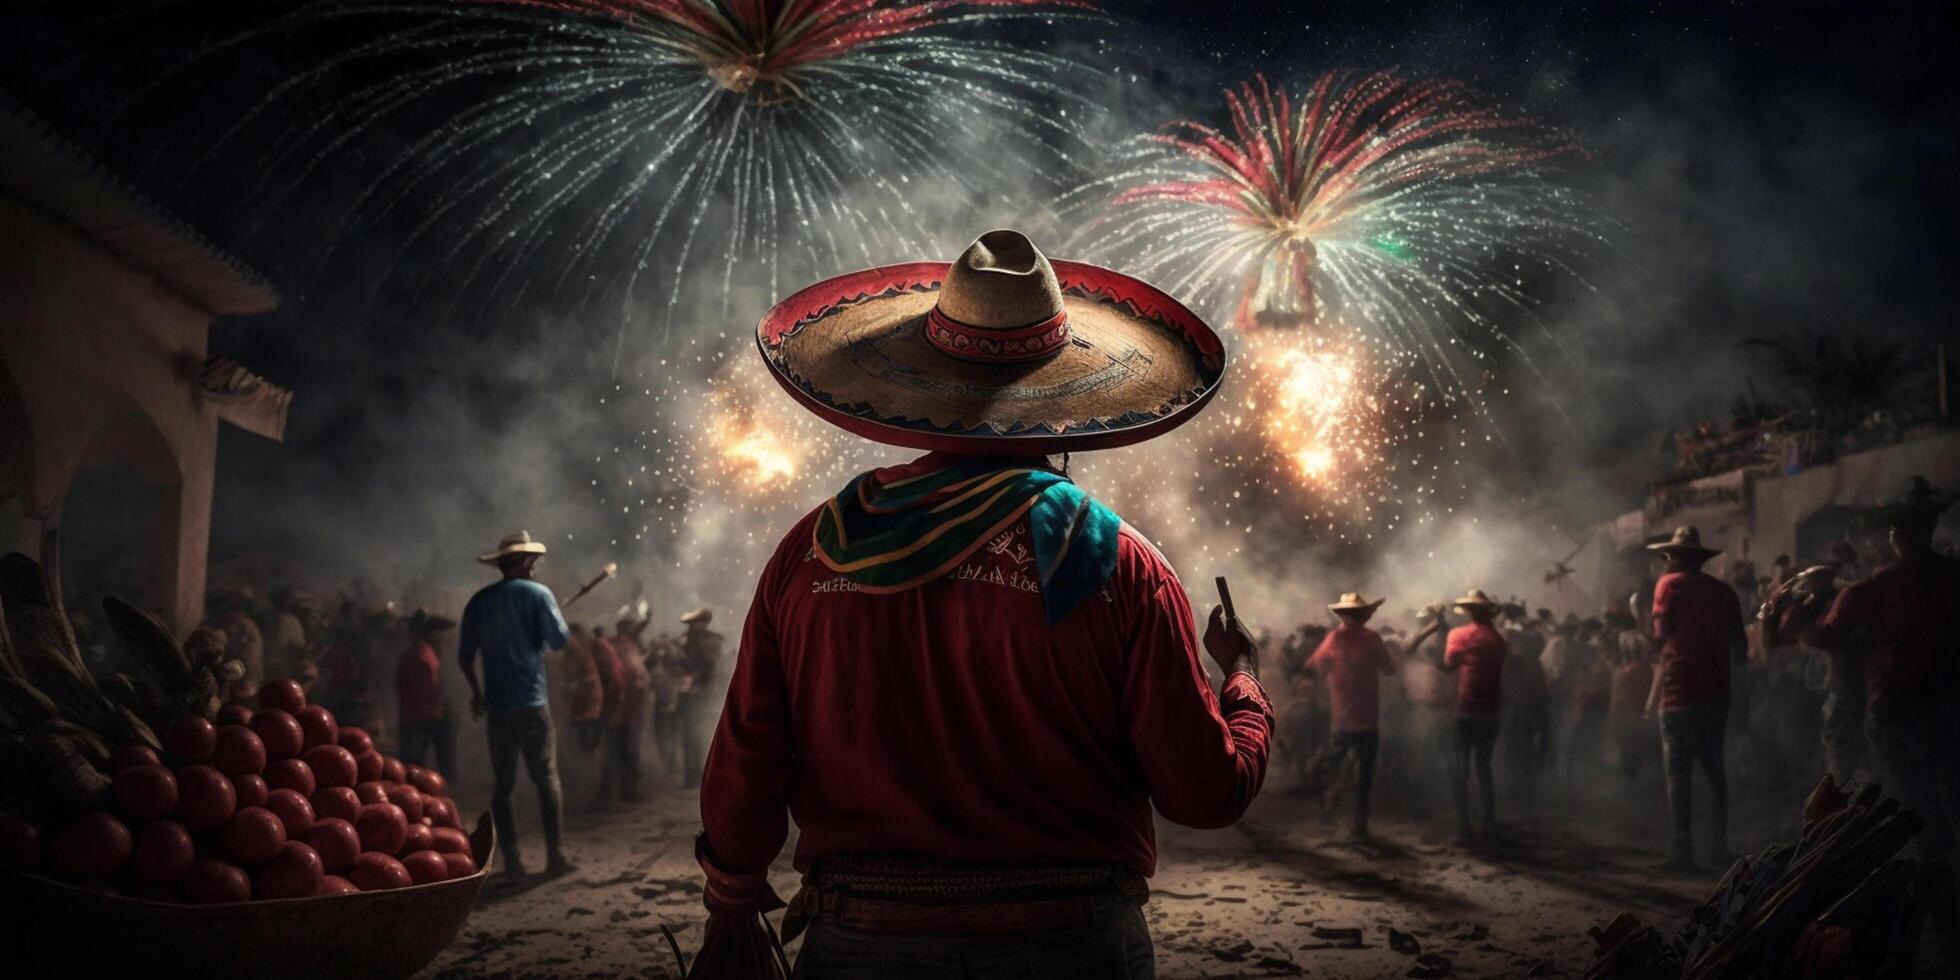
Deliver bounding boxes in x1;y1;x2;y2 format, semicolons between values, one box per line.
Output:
937;230;1065;330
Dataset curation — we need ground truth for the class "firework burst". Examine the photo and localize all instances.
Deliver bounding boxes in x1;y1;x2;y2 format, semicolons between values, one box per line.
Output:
1075;70;1601;520
115;0;1100;366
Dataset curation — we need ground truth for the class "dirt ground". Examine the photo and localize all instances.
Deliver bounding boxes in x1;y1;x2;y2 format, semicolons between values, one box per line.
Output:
417;772;1755;979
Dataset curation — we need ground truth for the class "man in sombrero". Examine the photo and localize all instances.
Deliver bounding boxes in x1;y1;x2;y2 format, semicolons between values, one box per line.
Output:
1808;477;1960;940
458;529;575;880
694;230;1270;976
1642;525;1747;870
1437;589;1508;844
1306;593;1443;840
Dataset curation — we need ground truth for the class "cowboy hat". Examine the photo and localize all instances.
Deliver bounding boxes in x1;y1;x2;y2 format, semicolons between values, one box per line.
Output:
478;529;548;564
403;607;457;632
1647;525;1721;560
1452;589;1499;611
1327;592;1386;615
1876;475;1953;528
680;607;713;625
756;229;1226;454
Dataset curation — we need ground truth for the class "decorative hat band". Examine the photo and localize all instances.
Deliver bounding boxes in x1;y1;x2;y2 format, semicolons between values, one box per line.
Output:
925;305;1071;364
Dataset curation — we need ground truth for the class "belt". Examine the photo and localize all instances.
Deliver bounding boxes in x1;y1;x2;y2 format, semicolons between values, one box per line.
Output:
782;854;1147;941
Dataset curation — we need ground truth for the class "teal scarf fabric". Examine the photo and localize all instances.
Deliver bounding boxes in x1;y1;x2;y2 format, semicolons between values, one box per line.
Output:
812;456;1120;623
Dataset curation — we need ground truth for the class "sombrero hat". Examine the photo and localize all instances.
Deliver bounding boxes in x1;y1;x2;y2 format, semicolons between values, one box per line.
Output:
1452;589;1499;611
1876;475;1953;528
1646;525;1721;561
478;529;548;564
1327;592;1386;615
757;229;1226;453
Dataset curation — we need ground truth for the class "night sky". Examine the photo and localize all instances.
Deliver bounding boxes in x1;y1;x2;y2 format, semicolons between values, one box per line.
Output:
3;1;1954;591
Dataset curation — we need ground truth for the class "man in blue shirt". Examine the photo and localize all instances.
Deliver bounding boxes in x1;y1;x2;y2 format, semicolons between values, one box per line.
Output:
460;530;575;879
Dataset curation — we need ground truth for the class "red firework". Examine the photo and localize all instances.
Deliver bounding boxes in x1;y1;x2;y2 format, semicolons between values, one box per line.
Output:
492;0;1087;96
1107;71;1577;333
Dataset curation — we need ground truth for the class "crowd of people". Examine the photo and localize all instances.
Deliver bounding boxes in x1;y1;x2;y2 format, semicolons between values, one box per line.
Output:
1268;483;1959;881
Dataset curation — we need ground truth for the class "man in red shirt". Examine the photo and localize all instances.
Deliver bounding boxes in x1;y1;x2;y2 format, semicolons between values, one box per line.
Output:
697;230;1266;977
1644;525;1747;869
1810;478;1960;929
1309;593;1443;839
395;608;457;778
1439;590;1507;843
587;625;629;806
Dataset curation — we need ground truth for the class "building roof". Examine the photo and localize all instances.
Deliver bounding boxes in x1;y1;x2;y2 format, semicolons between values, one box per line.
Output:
0;91;279;316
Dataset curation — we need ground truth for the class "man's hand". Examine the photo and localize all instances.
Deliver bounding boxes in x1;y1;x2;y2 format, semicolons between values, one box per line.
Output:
1205;605;1258;678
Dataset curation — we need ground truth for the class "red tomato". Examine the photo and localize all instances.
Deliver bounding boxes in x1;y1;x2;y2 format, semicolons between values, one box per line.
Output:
335;727;374;757
0;814;38;870
401;849;447;885
402;822;433;855
264;788;315;839
302;744;358;788
423;796;458;830
108;744;162;772
389;784;425;824
255;842;324;899
47;810;132;879
295;705;338;750
180;858;251;904
353;781;390;807
347;851;411;891
428;826;469;855
211;725;267;777
314;874;359;896
440;852;477;880
131;820;195;883
354;803;408;855
310;785;361;824
113;764;179;821
354;750;383;784
409;766;446;798
174;765;238;831
248;709;306;760
232;773;269;809
221;806;286;865
264;758;316;797
306;818;361;873
165;716;216;765
380;757;406;785
215;704;254;727
256;678;306;716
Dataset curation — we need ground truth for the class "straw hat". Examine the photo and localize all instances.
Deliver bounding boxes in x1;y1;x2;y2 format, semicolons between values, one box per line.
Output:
403;607;457;633
478;529;548;564
680;607;713;625
1646;525;1721;561
756;229;1226;453
1327;592;1386;615
1452;589;1499;611
1877;475;1952;528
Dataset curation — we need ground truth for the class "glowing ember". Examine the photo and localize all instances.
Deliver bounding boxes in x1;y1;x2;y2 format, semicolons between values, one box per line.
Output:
1250;337;1379;488
712;410;801;487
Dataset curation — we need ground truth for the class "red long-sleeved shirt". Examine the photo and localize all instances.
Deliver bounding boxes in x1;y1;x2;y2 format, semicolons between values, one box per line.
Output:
1443;622;1507;718
700;507;1273;878
1652;570;1743;709
396;641;444;724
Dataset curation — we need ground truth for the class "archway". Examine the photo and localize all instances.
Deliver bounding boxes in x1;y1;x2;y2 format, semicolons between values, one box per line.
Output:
57;400;185;650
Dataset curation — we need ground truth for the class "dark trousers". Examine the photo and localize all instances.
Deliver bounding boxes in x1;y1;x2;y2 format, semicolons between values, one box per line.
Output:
794;896;1154;979
653;709;682;776
1822;654;1867;778
680;696;709;788
397;717;455;778
595;724;641;802
1451;717;1500;836
1661;704;1729;860
487;707;566;869
1326;729;1380;832
1870;708;1956;860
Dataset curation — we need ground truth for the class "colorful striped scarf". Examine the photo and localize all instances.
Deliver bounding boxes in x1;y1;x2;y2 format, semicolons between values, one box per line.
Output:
812;455;1120;624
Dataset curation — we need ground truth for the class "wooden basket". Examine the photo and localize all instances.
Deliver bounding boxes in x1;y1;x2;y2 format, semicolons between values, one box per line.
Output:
2;813;495;980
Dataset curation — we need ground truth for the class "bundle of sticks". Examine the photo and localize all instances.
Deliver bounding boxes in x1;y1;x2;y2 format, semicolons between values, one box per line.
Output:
1586;776;1924;980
